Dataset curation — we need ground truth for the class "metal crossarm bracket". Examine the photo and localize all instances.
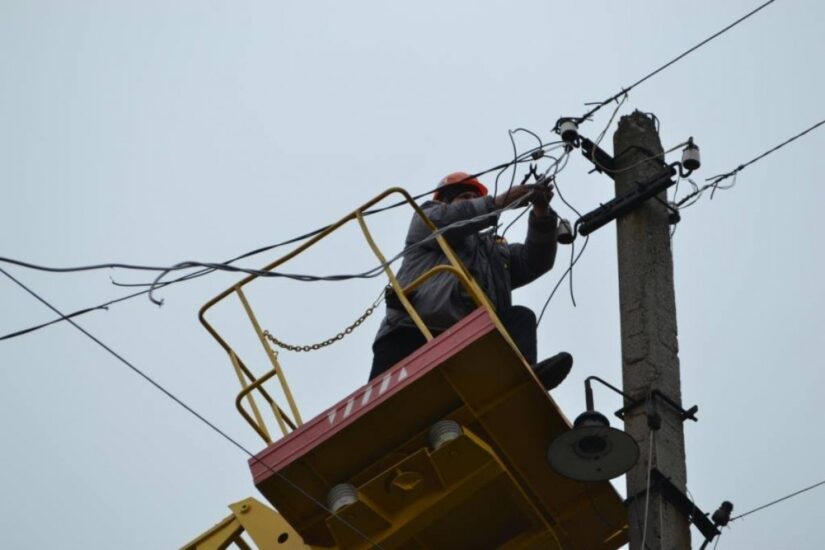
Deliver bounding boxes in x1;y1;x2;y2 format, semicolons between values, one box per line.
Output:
615;389;699;423
580;137;617;176
625;468;720;542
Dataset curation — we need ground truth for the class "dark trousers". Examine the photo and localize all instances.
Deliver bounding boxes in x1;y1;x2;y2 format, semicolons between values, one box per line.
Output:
369;305;537;380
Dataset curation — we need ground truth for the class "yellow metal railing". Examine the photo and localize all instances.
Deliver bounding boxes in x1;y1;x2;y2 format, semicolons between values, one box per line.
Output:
199;187;516;444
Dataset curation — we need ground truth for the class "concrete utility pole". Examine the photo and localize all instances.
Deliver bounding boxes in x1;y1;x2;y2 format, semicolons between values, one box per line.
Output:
613;111;691;549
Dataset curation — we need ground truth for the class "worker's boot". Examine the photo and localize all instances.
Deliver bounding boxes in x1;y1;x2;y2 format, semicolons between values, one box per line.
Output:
532;352;573;390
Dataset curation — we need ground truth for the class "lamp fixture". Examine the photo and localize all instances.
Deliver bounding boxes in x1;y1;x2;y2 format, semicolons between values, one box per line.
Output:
547;377;640;482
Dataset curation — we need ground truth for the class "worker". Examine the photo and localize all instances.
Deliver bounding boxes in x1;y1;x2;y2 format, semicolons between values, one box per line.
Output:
369;171;572;389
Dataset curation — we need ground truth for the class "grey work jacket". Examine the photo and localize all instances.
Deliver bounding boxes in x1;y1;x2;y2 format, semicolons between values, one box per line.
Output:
374;195;558;342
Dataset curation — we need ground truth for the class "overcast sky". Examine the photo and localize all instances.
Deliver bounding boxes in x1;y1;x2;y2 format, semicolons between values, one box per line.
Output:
1;1;823;548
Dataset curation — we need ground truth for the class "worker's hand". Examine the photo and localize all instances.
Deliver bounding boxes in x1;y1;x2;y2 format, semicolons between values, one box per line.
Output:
493;185;536;209
530;184;554;216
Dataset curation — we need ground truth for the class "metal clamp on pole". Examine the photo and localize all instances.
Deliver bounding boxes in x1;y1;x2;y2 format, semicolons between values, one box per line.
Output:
614;389;698;423
625;468;721;544
579;136;617;176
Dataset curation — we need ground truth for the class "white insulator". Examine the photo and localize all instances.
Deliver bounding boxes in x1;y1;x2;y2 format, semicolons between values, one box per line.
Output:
327;483;358;514
557;219;574;244
559;120;579;143
682;143;701;170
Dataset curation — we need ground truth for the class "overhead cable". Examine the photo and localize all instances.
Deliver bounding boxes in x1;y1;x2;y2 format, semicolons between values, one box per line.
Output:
575;0;776;124
730;479;825;522
0;266;386;549
144;188;540;304
676;118;825;208
536;235;590;327
0;142;560;283
1;179;545;340
0;140;563;340
639;430;656;550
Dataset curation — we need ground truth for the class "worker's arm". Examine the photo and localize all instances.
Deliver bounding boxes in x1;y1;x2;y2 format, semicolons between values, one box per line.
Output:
408;186;535;250
509;187;558;288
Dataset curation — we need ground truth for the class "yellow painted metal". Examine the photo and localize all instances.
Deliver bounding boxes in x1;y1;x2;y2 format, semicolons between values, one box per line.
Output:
254;309;628;549
235;367;281;443
293;426;560;549
180;512;242;550
199;187;516;444
236;286;301;431
354;210;432;341
230;350;272;444
182;497;316;550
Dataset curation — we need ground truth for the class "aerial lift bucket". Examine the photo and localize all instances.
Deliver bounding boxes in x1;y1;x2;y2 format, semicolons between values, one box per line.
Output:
196;188;629;549
249;308;628;549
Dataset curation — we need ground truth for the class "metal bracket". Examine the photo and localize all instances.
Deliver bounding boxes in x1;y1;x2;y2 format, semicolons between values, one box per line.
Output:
579;137;617;176
615;389;698;423
625;468;720;543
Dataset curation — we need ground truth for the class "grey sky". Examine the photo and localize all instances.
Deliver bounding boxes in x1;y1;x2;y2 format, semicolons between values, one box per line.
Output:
1;1;823;548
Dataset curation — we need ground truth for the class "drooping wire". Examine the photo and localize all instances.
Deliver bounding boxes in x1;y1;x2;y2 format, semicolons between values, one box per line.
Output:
565;240;578;307
536;233;590;327
0;185;441;280
501;129;526;203
575;0;776;124
551;93;627;307
144;190;538;304
655;429;665;549
0;267;386;549
707;118;825;187
592;93;628;151
730;479;825;522
1;144;563;341
676;118;825;208
510;127;544;150
542;152;583;307
0;142;562;283
500;205;531;237
500;146;571;239
2;185;539;343
670;174;681;239
640;429;656;550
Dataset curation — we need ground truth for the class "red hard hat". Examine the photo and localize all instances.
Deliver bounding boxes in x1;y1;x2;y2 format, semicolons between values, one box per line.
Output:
434;171;489;201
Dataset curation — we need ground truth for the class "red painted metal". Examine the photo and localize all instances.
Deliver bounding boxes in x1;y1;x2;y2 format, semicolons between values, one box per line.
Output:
249;308;495;481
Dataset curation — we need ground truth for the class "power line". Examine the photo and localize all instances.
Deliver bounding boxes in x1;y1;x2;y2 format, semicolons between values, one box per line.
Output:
731;479;825;522
0;1;782;339
143;187;539;304
0;145;555;339
675;118;825;208
534;96;630;319
575;0;776;124
640;430;656;550
500;147;572;238
0;142;560;285
536;234;590;327
706;117;825;185
1;180;542;341
0;266;385;549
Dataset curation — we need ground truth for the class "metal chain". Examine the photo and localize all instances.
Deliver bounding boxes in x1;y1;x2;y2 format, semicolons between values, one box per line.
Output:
263;295;382;353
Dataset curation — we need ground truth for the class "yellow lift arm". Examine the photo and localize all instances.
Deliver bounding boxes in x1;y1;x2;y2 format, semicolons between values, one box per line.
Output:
182;497;316;550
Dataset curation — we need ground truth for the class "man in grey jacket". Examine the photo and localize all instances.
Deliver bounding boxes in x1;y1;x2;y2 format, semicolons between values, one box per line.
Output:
369;171;572;389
